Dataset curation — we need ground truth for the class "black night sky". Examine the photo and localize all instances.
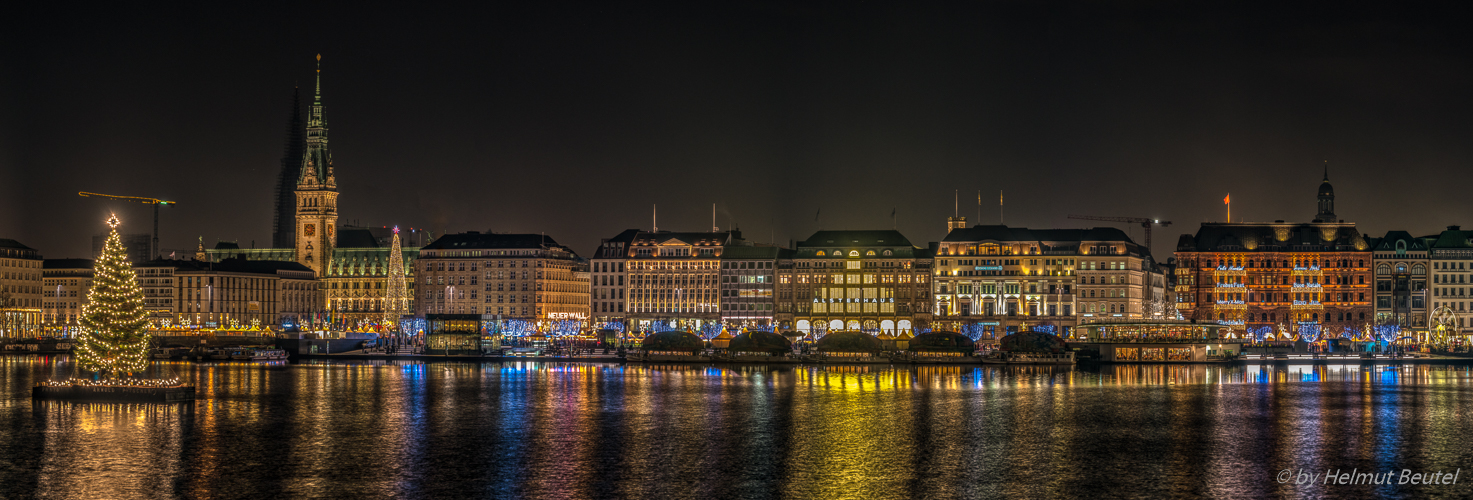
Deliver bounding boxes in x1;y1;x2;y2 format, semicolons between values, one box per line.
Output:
5;2;1473;260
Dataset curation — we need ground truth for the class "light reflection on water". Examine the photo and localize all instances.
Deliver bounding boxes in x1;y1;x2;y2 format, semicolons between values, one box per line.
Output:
2;356;1473;499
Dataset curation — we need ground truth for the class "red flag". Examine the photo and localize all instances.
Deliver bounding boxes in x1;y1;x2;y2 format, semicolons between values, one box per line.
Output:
1223;194;1230;204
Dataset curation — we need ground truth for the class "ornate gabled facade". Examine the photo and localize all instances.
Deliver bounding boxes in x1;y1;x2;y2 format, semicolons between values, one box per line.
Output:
1174;173;1371;339
1174;223;1372;338
1369;231;1429;335
774;230;933;336
295;54;338;277
622;230;742;329
323;226;419;328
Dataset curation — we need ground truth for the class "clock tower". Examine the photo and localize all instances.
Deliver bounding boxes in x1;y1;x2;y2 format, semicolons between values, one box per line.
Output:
296;54;338;277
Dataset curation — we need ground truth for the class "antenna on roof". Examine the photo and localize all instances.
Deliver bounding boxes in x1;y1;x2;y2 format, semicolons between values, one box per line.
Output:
653;204;658;232
713;203;717;232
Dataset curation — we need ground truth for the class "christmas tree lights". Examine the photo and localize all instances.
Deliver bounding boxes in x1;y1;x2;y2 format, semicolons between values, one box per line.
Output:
383;226;409;330
73;214;152;377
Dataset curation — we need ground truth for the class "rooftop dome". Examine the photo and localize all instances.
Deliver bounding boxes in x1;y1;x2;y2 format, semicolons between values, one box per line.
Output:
998;330;1067;353
640;331;704;353
815;331;881;354
728;331;792;355
908;331;976;353
1318;179;1334;197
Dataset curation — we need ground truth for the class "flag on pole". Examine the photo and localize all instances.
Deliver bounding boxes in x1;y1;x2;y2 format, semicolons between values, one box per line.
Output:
1224;194;1230;204
891;208;896;218
815;208;821;221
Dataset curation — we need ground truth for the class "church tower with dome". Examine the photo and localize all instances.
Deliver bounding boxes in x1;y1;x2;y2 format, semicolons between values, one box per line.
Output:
1313;163;1336;223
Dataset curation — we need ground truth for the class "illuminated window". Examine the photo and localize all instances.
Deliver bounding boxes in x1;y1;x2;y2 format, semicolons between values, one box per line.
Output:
817;251;826;256
849;250;859;257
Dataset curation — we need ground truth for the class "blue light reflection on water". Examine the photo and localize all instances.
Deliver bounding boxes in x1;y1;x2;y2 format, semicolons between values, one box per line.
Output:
3;357;1473;499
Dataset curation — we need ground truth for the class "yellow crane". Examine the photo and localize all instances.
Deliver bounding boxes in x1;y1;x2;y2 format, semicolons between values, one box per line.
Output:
78;192;176;260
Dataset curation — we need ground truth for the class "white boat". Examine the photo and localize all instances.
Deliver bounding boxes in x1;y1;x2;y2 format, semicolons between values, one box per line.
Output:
980;351;1076;365
232;348;287;361
505;347;543;357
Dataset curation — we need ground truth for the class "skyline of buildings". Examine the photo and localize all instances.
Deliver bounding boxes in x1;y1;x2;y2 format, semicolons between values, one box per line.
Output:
2;59;1469;344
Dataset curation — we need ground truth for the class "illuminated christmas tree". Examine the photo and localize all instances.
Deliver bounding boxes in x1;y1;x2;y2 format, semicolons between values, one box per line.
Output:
383;226;409;330
74;214;152;376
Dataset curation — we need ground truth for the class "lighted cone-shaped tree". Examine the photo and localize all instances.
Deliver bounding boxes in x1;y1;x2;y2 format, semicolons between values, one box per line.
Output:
383;226;412;333
74;214;152;377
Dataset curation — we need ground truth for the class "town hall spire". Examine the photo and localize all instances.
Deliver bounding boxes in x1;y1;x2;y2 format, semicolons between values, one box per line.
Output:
294;54;338;276
300;53;331;187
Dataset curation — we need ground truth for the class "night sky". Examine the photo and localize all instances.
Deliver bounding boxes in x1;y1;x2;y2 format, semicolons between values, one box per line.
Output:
5;2;1473;261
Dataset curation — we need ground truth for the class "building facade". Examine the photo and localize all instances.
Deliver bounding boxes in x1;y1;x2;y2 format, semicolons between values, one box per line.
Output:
719;245;785;328
135;258;322;329
0;239;44;338
589;229;639;326
774;230;933;335
208;227;418;325
930;225;1163;338
137;261;180;323
621;230;741;330
1369;231;1429;336
1173;172;1372;339
322;227;417;327
414;232;589;320
1427;226;1473;339
41;259;93;336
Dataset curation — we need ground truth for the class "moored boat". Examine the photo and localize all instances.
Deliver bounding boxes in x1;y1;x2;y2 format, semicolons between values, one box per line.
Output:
151;347;188;359
231;348;287;361
980;351;1076;365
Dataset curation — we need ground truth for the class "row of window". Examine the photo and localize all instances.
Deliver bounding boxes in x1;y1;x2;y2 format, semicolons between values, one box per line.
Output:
1235;312;1367;322
422;305;533;316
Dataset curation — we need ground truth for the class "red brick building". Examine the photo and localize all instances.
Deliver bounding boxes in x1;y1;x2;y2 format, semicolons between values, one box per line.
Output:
1173;173;1373;339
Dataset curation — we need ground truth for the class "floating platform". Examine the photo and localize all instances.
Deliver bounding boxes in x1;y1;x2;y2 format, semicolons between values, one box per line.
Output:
32;384;196;403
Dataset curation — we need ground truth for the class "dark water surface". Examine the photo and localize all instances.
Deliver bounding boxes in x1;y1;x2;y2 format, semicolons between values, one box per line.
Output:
3;356;1473;499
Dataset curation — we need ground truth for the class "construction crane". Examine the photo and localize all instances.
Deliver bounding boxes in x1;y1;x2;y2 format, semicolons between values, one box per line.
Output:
1066;215;1172;253
79;192;176;260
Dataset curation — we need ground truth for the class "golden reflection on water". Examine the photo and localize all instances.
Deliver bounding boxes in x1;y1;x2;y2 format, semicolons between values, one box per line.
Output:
7;357;1473;499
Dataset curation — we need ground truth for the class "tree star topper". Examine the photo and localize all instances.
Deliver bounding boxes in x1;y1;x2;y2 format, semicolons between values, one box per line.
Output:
106;213;120;229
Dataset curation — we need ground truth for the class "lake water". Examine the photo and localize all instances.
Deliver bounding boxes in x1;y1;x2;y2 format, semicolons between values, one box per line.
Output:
3;356;1473;499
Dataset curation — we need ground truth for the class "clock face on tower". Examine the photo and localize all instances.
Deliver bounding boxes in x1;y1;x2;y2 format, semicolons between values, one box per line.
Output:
304;224;316;237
